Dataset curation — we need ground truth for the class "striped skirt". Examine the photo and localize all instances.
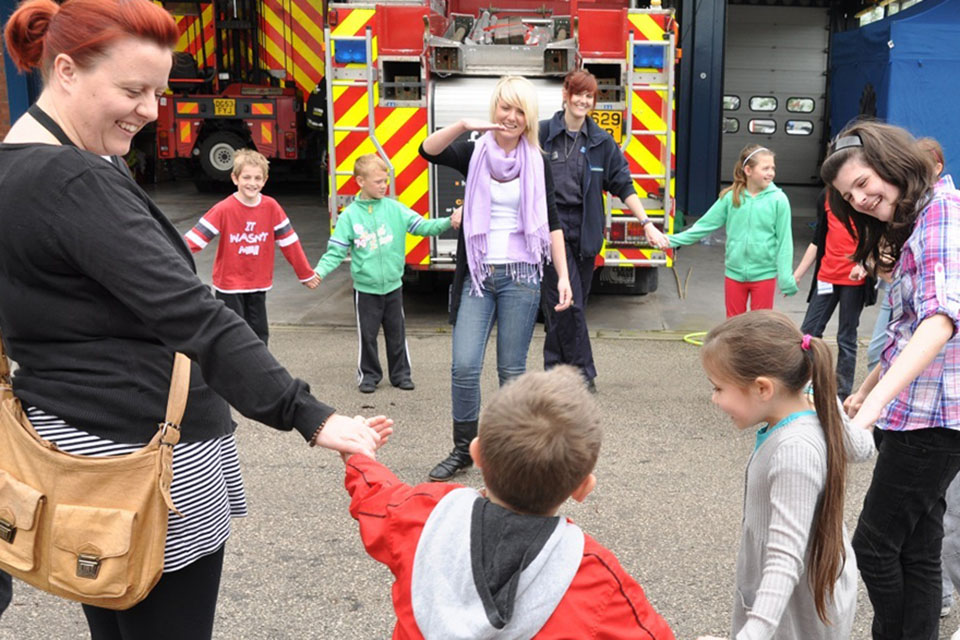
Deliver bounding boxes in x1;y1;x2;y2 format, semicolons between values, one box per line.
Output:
25;406;248;573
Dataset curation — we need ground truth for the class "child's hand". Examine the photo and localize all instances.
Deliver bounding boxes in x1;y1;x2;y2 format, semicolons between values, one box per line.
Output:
303;274;321;289
849;264;868;281
450;206;463;230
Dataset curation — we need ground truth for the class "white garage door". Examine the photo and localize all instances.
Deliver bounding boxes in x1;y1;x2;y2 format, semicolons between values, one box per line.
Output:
722;5;829;185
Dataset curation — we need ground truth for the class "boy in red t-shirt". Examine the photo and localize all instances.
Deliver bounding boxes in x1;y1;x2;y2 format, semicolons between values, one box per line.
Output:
793;187;876;399
343;366;675;639
184;149;319;344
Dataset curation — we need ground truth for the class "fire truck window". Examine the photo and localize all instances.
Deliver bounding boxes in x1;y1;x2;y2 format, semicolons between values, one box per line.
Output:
786;97;815;113
748;119;776;135
723;117;740;134
785;120;814;136
749;96;777;112
723;95;740;111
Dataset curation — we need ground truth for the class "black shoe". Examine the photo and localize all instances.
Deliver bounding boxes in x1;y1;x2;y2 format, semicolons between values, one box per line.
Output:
428;449;472;481
359;381;376;393
428;420;477;481
395;380;415;391
586;378;597;394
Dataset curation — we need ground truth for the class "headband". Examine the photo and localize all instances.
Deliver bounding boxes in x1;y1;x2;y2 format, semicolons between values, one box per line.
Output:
742;147;769;165
830;135;863;155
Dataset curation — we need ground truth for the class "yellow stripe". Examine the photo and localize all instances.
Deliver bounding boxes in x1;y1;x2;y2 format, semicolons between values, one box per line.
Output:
262;3;325;78
625;139;666;186
332;8;374;37
629;13;664;43
179;121;192;143
333;91;372;146
632;90;667;134
290;0;324;52
334;110;418;189
261;123;273;144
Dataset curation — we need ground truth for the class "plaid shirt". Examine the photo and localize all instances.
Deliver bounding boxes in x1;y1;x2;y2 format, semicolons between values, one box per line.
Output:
878;175;960;431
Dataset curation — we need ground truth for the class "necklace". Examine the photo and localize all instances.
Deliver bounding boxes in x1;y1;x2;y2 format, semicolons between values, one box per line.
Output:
563;129;581;160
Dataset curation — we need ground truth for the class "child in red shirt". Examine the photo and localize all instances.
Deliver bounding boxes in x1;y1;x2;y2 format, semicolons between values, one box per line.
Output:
343;366;675;639
184;149;319;344
792;188;876;399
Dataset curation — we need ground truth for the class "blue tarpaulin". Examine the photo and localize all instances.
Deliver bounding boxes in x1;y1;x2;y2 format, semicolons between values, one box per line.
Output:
830;0;960;174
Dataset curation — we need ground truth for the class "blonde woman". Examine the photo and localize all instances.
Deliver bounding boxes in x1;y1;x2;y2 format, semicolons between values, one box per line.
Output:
420;76;572;481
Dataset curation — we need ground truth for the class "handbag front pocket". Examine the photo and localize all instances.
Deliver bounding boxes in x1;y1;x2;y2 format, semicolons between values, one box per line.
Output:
0;469;44;571
49;504;135;598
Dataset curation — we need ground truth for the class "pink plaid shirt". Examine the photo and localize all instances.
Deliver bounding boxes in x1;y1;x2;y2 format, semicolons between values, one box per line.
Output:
878;175;960;431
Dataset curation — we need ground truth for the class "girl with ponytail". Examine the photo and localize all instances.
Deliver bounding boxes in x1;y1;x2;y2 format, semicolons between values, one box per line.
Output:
668;145;798;317
695;310;875;640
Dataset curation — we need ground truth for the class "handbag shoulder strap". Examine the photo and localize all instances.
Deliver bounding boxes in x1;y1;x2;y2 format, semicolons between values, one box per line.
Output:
0;331;11;392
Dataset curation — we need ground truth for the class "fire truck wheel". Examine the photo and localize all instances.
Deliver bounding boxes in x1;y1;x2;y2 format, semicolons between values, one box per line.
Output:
199;131;247;181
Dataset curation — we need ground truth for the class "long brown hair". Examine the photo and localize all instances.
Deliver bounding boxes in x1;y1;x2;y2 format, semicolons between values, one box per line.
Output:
820;121;935;274
702;310;847;623
719;144;774;207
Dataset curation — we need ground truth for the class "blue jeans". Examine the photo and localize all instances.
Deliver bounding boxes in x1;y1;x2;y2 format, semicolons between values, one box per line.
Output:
451;266;541;423
853;428;960;640
867;281;892;371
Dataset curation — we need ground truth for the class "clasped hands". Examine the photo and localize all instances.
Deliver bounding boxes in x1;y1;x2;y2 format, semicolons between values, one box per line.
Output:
313;413;394;459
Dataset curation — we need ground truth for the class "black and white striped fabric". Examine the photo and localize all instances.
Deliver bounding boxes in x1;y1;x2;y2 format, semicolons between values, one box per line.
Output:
25;406;248;573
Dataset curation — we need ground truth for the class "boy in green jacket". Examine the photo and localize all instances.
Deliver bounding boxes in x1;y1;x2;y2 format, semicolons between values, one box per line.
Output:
315;154;461;393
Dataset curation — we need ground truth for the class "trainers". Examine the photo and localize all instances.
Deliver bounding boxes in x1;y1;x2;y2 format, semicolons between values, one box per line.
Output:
586;378;597;394
359;381;377;394
950;628;960;640
395;380;415;391
943;599;953;618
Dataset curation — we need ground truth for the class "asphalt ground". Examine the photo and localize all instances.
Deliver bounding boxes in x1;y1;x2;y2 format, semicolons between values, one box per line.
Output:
2;182;951;639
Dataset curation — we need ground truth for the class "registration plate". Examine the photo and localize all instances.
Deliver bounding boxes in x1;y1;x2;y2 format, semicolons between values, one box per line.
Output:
589;110;623;144
599;266;635;285
213;99;236;117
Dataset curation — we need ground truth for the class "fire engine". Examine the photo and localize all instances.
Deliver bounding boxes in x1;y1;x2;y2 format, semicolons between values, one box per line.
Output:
155;0;328;182
325;1;678;293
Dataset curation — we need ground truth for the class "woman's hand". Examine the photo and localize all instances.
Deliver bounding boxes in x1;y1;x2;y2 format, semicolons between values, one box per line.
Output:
644;223;670;250
849;263;868;281
314;413;393;458
554;275;573;311
460;118;507;132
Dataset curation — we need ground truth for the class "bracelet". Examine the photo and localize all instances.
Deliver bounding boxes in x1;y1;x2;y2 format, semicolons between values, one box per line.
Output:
309;414;333;447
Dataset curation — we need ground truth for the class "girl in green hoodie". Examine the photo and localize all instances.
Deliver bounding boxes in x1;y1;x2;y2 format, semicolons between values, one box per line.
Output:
669;145;797;317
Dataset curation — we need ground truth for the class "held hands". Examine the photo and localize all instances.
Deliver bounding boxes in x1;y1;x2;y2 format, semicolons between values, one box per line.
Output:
303;274;322;289
849;263;868;281
554;276;573;311
314;413;394;459
460;118;507;133
450;206;463;230
644;223;670;250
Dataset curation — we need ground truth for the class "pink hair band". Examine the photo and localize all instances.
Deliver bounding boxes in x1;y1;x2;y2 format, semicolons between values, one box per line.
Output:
801;334;812;351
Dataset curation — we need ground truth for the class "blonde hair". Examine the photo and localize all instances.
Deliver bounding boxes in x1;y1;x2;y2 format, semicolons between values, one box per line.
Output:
489;75;540;149
478;366;601;515
720;144;774;208
702;310;847;624
232;148;269;179
353;153;389;178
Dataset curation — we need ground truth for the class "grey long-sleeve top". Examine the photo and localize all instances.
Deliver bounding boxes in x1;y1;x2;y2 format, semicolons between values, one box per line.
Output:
732;407;875;640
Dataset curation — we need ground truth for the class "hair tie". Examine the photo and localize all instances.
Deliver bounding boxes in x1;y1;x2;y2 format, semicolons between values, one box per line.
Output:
801;334;813;352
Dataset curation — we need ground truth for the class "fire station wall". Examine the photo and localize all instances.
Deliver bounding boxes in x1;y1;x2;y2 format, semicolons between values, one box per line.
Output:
721;5;829;186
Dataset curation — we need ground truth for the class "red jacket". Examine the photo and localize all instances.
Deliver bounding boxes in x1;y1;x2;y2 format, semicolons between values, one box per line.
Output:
184;194;314;292
345;454;675;639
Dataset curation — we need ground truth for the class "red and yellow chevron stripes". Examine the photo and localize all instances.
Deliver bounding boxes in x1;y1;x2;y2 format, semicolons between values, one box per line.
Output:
628;11;670;43
171;0;325;97
328;8;432;266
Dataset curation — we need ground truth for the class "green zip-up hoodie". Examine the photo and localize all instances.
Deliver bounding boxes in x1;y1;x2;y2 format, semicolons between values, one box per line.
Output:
669;183;797;296
315;197;452;295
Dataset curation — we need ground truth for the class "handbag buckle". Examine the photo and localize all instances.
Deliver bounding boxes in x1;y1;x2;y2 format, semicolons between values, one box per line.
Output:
0;519;15;544
76;553;101;579
158;421;180;445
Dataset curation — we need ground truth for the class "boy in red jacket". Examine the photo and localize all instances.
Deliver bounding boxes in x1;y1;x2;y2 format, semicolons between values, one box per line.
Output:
184;149;319;344
344;366;675;639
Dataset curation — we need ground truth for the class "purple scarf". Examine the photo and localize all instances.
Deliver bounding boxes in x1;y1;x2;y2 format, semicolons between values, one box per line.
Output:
463;132;551;296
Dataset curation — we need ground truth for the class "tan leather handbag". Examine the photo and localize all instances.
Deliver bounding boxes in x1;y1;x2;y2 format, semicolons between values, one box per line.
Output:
0;333;187;610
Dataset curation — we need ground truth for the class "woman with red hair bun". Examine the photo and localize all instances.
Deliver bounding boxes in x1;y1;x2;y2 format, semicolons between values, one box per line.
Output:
538;70;669;392
0;0;390;637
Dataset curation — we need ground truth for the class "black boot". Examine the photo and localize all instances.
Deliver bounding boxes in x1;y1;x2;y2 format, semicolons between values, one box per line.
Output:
428;420;477;481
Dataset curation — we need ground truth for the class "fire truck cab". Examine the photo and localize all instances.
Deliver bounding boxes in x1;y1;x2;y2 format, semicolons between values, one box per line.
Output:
325;0;678;294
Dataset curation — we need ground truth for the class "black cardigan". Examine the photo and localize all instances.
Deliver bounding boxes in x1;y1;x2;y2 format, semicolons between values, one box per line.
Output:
0;143;334;443
418;139;561;324
806;188;878;306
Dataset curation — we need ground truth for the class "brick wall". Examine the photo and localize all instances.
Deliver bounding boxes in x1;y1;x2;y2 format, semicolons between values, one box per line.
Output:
0;52;10;138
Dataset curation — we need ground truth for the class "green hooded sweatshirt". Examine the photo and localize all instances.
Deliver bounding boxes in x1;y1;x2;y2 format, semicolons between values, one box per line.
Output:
315;197;452;295
669;183;797;296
